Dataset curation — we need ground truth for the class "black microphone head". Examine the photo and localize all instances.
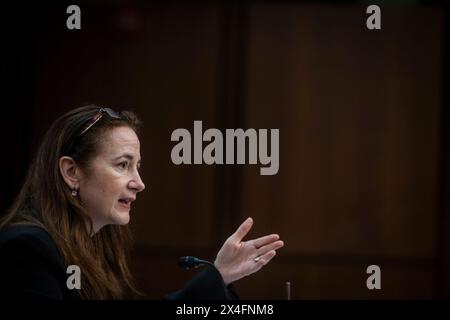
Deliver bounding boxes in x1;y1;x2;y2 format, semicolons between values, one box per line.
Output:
178;256;197;269
178;256;211;269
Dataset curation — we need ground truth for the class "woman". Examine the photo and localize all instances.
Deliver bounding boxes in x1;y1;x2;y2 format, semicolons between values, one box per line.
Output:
0;105;284;299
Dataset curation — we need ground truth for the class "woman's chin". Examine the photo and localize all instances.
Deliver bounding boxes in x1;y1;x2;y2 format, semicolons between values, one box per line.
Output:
111;211;130;226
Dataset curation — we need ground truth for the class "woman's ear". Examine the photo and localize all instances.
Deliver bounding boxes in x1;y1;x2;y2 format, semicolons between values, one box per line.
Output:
59;156;81;189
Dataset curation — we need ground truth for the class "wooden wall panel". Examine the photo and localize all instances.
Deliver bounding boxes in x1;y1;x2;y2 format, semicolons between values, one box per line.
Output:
234;260;433;299
237;5;443;298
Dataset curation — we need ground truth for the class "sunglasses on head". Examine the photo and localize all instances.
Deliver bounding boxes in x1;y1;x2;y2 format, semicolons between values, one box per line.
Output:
79;107;122;136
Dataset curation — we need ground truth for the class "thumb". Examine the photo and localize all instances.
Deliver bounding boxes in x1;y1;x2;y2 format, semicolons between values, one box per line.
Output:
230;217;253;242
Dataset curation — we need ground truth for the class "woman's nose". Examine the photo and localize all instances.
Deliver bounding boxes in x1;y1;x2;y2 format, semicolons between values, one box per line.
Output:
130;171;145;192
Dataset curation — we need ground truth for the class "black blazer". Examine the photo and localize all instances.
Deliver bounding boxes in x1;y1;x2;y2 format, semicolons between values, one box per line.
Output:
0;225;237;300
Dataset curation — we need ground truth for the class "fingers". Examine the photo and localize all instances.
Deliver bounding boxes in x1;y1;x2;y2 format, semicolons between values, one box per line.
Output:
251;234;280;249
230;217;253;242
256;240;284;256
255;250;277;268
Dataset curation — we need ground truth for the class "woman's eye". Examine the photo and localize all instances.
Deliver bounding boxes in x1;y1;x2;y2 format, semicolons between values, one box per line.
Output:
118;162;128;169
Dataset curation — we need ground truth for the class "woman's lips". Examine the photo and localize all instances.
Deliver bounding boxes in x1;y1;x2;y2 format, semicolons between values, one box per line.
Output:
118;200;131;209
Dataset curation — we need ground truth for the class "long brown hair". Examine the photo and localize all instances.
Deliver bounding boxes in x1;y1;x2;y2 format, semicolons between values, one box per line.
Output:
0;105;142;299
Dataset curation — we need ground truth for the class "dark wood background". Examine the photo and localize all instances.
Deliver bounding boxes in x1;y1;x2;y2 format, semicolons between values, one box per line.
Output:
1;1;449;299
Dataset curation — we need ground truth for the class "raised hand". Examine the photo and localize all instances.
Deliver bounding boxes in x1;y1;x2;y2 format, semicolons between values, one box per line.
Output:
214;217;284;285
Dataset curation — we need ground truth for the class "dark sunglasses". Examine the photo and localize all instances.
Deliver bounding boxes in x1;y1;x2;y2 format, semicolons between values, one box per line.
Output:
79;107;122;136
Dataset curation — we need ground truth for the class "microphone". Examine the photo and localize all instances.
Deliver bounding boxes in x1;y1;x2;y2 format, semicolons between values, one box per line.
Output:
178;256;214;270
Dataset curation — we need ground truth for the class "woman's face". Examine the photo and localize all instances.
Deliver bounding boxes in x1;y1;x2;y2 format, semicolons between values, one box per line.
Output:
79;126;145;233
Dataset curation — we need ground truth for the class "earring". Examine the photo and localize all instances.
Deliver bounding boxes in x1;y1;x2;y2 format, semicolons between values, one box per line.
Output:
71;187;79;197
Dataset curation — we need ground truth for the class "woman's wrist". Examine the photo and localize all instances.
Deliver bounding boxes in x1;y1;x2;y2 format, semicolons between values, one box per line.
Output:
214;261;232;286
